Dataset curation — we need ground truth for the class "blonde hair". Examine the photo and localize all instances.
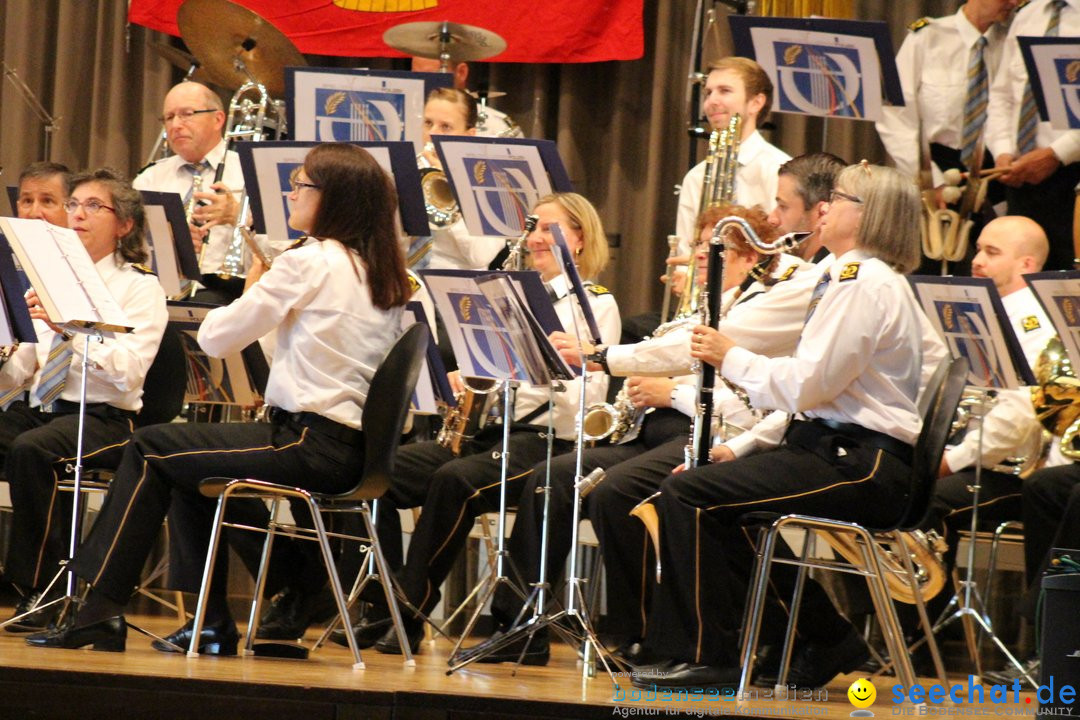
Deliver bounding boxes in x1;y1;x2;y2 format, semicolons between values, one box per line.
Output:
836;163;921;274
533;192;609;280
425;87;477;129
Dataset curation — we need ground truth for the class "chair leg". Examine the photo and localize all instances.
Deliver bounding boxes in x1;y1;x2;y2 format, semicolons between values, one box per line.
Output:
775;528;814;689
739;525;780;696
857;530;917;692
361;501;415;667
187;490;232;657
244;497;279;655
890;530;948;686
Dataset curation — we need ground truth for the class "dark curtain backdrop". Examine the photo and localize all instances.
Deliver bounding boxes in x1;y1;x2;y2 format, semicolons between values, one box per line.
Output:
1;0;956;316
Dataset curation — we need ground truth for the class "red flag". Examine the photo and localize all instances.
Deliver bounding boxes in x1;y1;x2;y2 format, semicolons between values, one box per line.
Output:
128;0;644;63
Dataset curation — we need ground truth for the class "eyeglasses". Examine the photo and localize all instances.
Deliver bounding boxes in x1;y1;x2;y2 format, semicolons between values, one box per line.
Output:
289;178;321;192
159;108;217;125
64;198;115;215
829;189;863;205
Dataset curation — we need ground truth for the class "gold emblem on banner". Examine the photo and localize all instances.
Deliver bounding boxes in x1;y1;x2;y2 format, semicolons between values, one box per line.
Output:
458;296;473;322
473;160;487;184
942;303;956;332
1063;298;1077;325
325;91;346;114
1067;61;1080;84
332;0;437;11
783;45;803;65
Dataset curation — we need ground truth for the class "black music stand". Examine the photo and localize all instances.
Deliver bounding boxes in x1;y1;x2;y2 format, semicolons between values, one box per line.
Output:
909;275;1038;685
0;218;131;628
140;190;201;298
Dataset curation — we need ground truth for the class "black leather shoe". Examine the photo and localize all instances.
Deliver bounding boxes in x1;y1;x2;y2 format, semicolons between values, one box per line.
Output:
256;585;336;640
5;590;60;633
330;613;392;649
632;660;741;690
775;626;870;689
373;618;423;655
454;627;550;666
152;618;239;656
25;615;126;652
612;639;654;667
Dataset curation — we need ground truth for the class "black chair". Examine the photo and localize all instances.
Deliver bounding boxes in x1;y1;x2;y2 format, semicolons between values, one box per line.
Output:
186;323;429;667
736;356;968;696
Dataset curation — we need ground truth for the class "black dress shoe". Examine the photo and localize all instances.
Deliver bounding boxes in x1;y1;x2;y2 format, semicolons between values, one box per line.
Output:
456;627;550;666
5;590;60;633
256;585;336;640
632;660;741;690
612;639;654;667
152;618;239;656
25;615;126;652
773;626;870;689
330;614;392;649
373;618;424;655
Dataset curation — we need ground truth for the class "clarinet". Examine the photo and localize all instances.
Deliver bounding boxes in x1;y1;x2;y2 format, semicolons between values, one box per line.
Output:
686;224;725;468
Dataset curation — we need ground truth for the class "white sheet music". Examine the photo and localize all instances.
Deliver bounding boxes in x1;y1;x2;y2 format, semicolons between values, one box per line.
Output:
0;217;131;333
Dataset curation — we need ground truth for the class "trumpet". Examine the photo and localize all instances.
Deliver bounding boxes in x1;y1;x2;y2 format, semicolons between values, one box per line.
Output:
418;143;461;229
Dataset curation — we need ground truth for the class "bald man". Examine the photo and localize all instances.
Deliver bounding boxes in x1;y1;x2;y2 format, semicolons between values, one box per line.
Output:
410;58;522;138
134;81;245;303
923;216;1055;577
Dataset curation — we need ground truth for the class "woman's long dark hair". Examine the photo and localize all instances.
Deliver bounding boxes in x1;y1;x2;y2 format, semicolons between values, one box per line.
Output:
304;144;411;310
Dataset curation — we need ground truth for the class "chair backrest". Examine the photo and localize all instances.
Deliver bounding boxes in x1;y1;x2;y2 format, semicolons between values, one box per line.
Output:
135;324;187;428
340;322;429;501
900;356;969;530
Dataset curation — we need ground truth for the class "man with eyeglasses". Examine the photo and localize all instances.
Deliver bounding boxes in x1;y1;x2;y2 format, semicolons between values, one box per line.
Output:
134;81;246;303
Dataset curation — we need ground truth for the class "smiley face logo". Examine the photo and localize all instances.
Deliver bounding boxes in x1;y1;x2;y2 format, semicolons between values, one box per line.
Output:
847;678;876;709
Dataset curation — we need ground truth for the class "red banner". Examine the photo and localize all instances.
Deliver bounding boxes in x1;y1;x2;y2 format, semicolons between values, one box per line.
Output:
128;0;644;63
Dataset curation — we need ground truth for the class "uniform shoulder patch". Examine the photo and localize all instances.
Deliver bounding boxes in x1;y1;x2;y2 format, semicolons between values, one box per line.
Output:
1016;0;1031;11
407;270;422;295
586;284;611;296
1022;315;1042;332
838;262;860;282
135;158;162;176
132;263;156;276
287;235;309;251
777;265;798;282
908;17;930;32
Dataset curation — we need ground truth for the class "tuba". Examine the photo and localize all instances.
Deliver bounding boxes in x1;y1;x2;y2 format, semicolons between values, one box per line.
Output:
1032;335;1080;461
818;529;948;604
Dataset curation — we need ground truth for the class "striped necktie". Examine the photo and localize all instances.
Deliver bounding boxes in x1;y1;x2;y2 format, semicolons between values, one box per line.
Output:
182;160;213;205
34;333;74;410
960;36;989;168
1017;0;1066;155
803;270;832;325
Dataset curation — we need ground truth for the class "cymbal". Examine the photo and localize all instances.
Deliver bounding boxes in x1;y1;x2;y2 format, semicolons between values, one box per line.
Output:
150;41;211;84
177;0;306;97
383;21;506;63
466;89;507;101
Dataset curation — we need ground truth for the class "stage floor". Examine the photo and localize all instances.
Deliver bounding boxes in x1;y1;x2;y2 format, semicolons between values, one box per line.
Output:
0;613;1043;719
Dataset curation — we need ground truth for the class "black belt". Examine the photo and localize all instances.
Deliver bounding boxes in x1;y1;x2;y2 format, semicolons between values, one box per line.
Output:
267;407;362;444
793;418;913;466
43;400;137;419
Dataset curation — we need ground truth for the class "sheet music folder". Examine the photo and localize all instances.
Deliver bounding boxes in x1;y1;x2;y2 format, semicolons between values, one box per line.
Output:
167;300;268;406
0;217;132;334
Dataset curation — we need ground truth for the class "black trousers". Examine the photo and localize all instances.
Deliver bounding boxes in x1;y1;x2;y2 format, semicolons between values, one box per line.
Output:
68;416;363;605
640;420;914;666
379;430;571;616
1;401;135;591
926;468;1022;567
491;409;691;631
1020;463;1080;620
1006;162;1080;271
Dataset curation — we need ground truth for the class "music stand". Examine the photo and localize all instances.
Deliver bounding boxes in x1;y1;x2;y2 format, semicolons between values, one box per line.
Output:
909;275;1038;685
421;267;572;654
0;218;131;627
139;190;202;298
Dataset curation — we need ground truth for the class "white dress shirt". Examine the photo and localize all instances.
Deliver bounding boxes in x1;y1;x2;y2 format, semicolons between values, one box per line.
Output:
426;217;508;271
134;138;245;274
986;0;1080;164
721;249;925;446
0;256;168;412
876;9;1009;182
511;275;620;440
198;239;403;430
674;130;791;256
606;252;816;377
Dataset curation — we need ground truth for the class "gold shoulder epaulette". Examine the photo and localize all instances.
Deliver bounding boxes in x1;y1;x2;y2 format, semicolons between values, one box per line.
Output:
1016;0;1032;11
777;265;798;282
908;17;930;32
132;263;156;275
287;236;309;251
586;284;611;296
838;262;860;282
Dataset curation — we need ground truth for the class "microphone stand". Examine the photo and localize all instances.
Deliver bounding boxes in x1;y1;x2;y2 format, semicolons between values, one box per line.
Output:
1;62;60;160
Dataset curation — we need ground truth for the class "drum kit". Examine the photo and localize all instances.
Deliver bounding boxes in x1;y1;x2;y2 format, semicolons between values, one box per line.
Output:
151;0;508;132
